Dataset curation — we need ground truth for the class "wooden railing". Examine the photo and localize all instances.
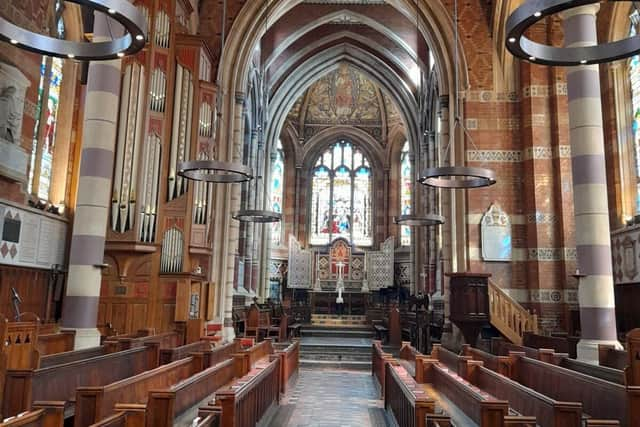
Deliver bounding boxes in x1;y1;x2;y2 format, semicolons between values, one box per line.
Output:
372;340;393;396
216;357;280;427
488;280;538;346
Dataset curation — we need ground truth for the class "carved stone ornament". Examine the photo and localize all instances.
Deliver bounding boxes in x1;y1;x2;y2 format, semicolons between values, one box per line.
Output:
481;203;512;262
622;235;637;280
0;61;30;183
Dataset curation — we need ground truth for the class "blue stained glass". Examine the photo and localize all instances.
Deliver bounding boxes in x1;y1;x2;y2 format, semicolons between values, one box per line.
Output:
310;141;372;246
270;140;285;246
400;141;412;246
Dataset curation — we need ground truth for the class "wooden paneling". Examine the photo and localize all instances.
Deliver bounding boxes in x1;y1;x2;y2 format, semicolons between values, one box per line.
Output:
0;266;53;321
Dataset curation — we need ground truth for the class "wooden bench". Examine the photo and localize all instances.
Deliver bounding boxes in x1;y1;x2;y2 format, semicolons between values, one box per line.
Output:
74;354;205;426
36;331;75;356
522;333;578;359
106;331;183;351
143;358;236;427
213;356;281;427
232;339;274;378
3;344;159;419
384;360;437;427
372;340;394;397
507;352;631;425
599;344;627;371
0;402;64;427
417;357;510;427
273;340;300;394
39;346;111;369
158;340;213;365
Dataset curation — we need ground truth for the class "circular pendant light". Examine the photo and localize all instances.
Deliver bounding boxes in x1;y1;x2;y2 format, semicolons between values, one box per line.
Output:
177;160;253;183
419;166;496;189
506;0;640;66
0;0;147;61
418;0;496;190
232;209;281;223
394;214;445;226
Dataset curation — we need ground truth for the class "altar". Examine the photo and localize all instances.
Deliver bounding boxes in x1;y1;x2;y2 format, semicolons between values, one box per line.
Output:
286;235;395;318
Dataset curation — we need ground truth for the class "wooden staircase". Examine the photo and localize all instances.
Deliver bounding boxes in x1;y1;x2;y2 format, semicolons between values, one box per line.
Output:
488;280;538;346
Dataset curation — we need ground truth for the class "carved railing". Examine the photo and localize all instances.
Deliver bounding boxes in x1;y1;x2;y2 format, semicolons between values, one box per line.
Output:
488;280;538;346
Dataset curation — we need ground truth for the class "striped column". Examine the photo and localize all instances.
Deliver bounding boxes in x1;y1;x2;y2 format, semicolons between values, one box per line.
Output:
61;13;122;349
561;4;622;362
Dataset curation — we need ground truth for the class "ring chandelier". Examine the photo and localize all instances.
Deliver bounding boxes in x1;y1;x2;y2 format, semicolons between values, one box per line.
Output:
418;0;496;189
506;0;640;66
177;160;253;183
0;0;147;61
394;214;445;227
232;210;282;223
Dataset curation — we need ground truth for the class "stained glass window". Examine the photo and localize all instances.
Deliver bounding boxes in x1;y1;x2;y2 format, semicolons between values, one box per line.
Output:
630;16;640;212
309;140;372;246
270;140;284;246
28;57;63;200
400;141;412;246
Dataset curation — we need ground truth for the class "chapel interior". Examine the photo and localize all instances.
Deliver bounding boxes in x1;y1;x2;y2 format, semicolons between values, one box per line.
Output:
2;0;640;426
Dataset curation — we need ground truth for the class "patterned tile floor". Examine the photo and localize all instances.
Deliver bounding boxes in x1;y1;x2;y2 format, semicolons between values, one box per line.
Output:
269;368;389;427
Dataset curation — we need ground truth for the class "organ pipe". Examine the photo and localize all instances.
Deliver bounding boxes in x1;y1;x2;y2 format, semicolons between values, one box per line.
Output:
150;69;166;112
138;134;162;242
112;62;145;234
154;10;170;49
168;64;193;201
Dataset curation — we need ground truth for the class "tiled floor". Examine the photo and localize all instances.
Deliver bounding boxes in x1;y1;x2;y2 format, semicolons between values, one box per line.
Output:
269;368;389;427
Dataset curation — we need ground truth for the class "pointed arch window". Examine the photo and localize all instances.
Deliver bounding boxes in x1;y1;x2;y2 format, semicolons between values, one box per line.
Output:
270;140;284;246
309;140;372;246
400;141;412;246
28;3;65;201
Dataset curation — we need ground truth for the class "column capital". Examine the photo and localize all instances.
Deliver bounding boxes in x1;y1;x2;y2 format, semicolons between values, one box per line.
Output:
558;4;600;20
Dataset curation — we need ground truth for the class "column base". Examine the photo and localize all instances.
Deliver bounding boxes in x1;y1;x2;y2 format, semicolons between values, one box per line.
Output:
65;327;101;350
577;338;623;365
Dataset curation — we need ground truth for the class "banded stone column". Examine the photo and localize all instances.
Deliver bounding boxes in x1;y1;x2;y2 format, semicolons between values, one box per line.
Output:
561;4;622;362
61;14;122;349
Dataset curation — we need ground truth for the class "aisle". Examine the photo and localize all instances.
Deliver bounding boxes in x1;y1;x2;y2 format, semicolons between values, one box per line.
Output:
268;367;391;427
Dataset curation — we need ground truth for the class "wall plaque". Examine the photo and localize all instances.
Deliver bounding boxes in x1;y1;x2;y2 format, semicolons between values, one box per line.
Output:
481;203;512;262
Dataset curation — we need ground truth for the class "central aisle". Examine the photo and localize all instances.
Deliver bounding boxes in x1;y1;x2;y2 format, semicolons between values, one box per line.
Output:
269;368;391;427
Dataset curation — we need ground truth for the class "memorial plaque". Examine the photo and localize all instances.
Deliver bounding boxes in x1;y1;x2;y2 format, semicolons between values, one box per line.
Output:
481;203;512;262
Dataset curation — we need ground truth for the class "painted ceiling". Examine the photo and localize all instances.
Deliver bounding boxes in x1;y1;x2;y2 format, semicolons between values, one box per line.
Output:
286;63;403;144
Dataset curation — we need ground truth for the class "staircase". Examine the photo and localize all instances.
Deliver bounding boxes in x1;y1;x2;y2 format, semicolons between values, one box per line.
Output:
488;280;538;345
299;316;373;370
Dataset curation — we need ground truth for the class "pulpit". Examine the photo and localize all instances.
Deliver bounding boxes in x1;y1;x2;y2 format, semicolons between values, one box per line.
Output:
447;272;491;346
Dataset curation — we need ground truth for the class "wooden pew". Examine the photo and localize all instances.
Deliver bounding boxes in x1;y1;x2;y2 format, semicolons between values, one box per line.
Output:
417;357;510;427
39;346;111;369
109;331;183;351
485;341;625;385
36;331;75;356
266;313;288;342
384;360;437;427
86;405;146;427
232;339;274;378
3;344;159;418
158;340;212;365
0;402;64;427
522;333;578;359
273;340;300;394
506;352;630;425
74;354;204;426
599;344;627;371
144;358;236;427
214;356;281;427
461;345;512;377
372;340;394;397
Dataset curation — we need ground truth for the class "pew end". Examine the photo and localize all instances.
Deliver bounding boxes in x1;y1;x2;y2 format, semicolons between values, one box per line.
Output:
503;415;536;426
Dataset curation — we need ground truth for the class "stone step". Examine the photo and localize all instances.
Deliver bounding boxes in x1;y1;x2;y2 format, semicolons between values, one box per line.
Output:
300;351;371;362
300;344;372;355
299;359;372;371
311;314;367;320
301;328;373;339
